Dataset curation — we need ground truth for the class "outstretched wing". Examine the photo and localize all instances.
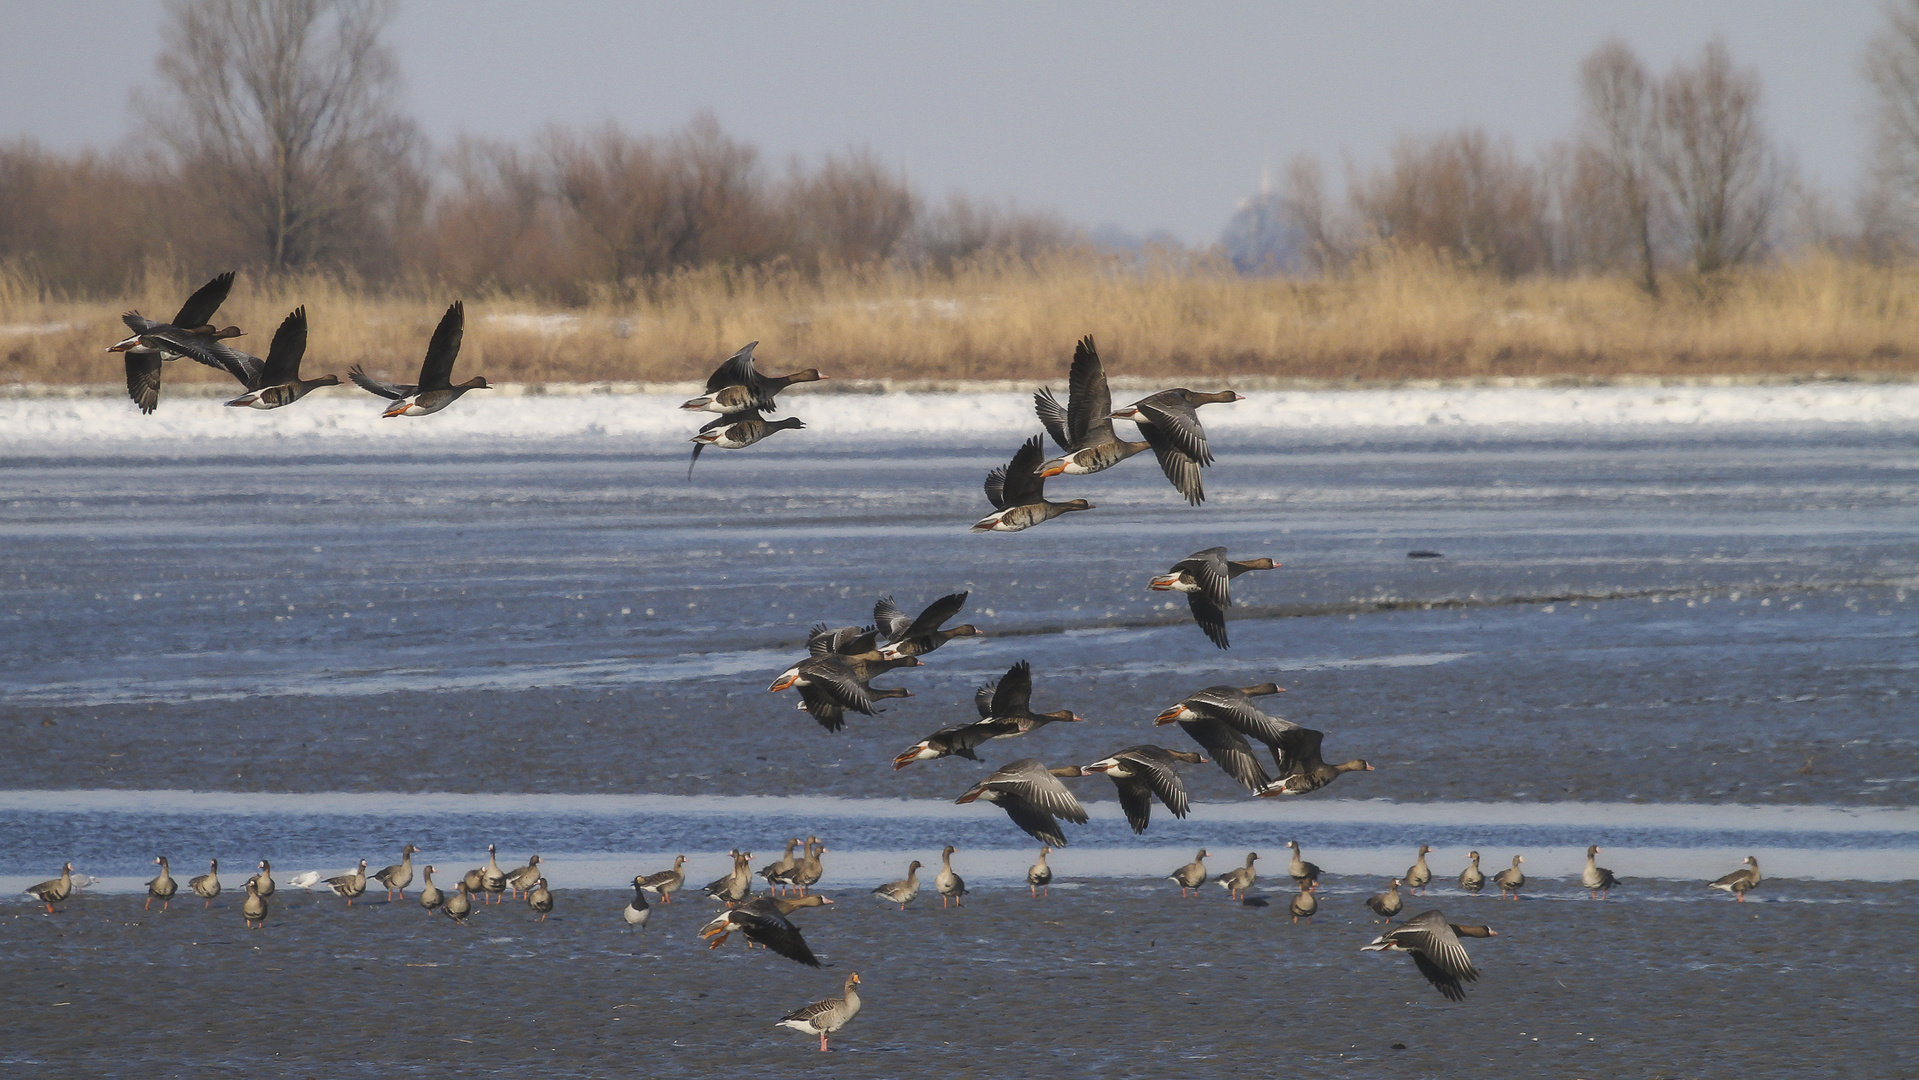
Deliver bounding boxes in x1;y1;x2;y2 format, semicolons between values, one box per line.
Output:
1121;747;1192;819
1034;387;1071;450
416;301;464;391
1133;394;1213;465
349;364;413;400
872;596;912;641
999;801;1070;848
259;307;309;387
1176;718;1273;792
1113;776;1155;834
706;342;761;394
736;909;823;967
973;685;996;719
1185;591;1229;649
125;353;162;414
796;684;848;732
898;591;968;640
1066;335;1113;446
171;272;235;329
1139;423;1205;506
988;660;1033;718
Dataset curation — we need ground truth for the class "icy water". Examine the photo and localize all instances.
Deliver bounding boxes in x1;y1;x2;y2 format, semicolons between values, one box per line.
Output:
3;390;1918;1077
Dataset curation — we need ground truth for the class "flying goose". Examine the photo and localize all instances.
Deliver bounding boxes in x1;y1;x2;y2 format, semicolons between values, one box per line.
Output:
1459;851;1486;894
1405;845;1434;895
637;855;688;903
760;839;802;894
1366;877;1404;921
872;860;922;910
108;272;242;413
1254;728;1374;796
1027;846;1053;898
1290;886;1318;924
146;856;177;910
1361;910;1498;1001
1154;683;1293;790
623;876;652;928
1148;548;1278;649
505;854;542;901
1080;745;1206;833
418;866;443;914
1286;840;1322;892
955;759;1089;847
325;860;369;907
374;844;418;901
895;661;1084;767
1583;845;1619;899
873;591;981;659
1492;856;1526;900
26;862;75;914
1034;335;1150;479
1169;849;1209;898
770;645;921;733
973;435;1094;532
190;858;222;908
349;300;489;416
241;879;269;930
1111;387;1244;505
1216;852;1259;901
1709;855;1761;901
934;845;966;908
680;341;825;414
701;894;834;965
247;860;275;900
527;878;554;921
224;306;340;408
777;971;861;1052
688;412;807;477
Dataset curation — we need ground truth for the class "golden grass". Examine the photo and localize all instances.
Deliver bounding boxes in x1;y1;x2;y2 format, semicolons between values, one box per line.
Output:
5;247;1919;390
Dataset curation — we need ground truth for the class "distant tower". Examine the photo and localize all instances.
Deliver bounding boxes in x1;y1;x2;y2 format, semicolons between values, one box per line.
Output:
1220;167;1303;274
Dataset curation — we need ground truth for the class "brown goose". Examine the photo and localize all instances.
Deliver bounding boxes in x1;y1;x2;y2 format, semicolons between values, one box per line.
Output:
776;971;861;1052
955;759;1089;847
638;855;688;903
1362;909;1498;1001
374;844;418;901
224;306;340;409
241;879;269;930
872;860;922;910
688;412;807;477
874;591;982;660
1154;682;1298;783
443;880;474;924
1160;711;1276;793
1366;877;1404;921
1080;745;1206;833
1149;548;1279;649
680;341;825;414
897;661;1085;769
325;860;369;907
934;845;967;908
1034;335;1149;479
701;893;834;965
1709;855;1761;901
1583;845;1619;899
418;866;444;914
703;849;756;906
1169;849;1210;898
972;434;1094;532
247;860;275;900
1492;855;1526;900
462;866;486;897
1405;845;1434;895
1027;846;1053;898
1111;386;1244;505
791;841;828;896
527;878;554;922
1286;840;1322;892
107;271;242;414
1289;886;1318;924
770;838;817;894
1255;728;1374;796
349;300;489;417
1459;851;1486;894
480;844;508;904
1216;852;1259;901
759;839;802;894
190;859;222;908
770;647;920;733
146;856;178;910
506;854;542;901
26;862;75;914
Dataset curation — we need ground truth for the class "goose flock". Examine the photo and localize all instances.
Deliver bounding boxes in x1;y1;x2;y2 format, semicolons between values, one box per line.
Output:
34;281;1782;1047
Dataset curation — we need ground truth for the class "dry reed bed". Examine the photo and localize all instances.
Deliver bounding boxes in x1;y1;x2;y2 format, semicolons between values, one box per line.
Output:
5;251;1919;389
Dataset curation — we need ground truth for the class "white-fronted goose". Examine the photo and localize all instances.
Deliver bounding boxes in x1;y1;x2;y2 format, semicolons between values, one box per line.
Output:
1366;877;1404;921
703;849;756;906
895;661;1083;768
374;844;418;901
527;878;554;922
1287;840;1322;892
1081;745;1206;833
1111;387;1244;505
462;866;485;896
770;838;817;894
701;894;834;965
1405;845;1434;895
681;341;825;414
1290;886;1318;924
624;876;652;928
190;858;222;908
1035;335;1150;479
770;651;920;733
1709;855;1761;901
418;866;443;914
480;844;508;904
1169;849;1209;898
241;879;269;930
146;856;177;910
777;971;861;1052
874;591;982;660
349;301;489;416
1255;728;1374;796
1216;852;1259;901
1362;909;1498;1001
688;411;807;477
1459;851;1485;894
326;860;369;907
872;860;922;910
1028;846;1053;898
1583;845;1619;899
1149;548;1278;649
792;842;828;896
972;435;1095;532
760;839;802;894
26;862;74;914
247;860;275;900
955;759;1089;846
1492;855;1525;900
638;855;688;903
108;272;242;413
1154;683;1294;788
506;854;542;901
934;845;967;908
224;306;341;408
444;880;474;924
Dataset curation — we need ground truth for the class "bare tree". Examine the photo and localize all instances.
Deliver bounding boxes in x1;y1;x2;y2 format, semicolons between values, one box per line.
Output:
143;0;423;273
1570;39;1662;293
784;148;917;266
1349;128;1551;276
1863;0;1919;255
1280;155;1350;273
1653;40;1777;274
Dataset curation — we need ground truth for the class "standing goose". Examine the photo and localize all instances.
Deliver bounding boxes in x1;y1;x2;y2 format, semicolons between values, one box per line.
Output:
1255;728;1374;797
1027;846;1053;899
349;300;489;417
972;435;1095;532
1080;745;1207;834
1169;849;1209;898
26;862;75;915
934;845;967;909
1459;851;1486;894
107;271;242;413
190;859;222;909
1583;845;1620;899
703;849;756;906
506;854;542;901
1216;852;1259;901
955;759;1089;847
1290;886;1318;924
480;844;509;904
1148;548;1279;649
770;838;817;895
760;839;802;894
247;860;275;900
791;842;829;896
700;894;835;966
418;866;444;914
688;412;807;477
1361;910;1498;1001
527;878;554;922
776;971;862;1052
1492;855;1526;900
680;341;825;414
147;856;178;910
872;860;922;910
1709;855;1762;902
1111;387;1245;505
873;591;982;660
1034;335;1149;479
325;860;369;907
623;876;652;929
241;879;269;930
461;866;486;897
443;880;474;924
1366;878;1405;921
1286;840;1322;892
637;855;688;903
224;306;340;409
374;844;418;902
1405;845;1434;895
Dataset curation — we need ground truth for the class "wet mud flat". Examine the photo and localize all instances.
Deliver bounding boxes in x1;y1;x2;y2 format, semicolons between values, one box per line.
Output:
3;878;1913;1079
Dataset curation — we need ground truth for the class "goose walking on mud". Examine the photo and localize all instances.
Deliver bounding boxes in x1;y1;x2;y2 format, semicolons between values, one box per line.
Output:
247;860;275;900
1362;910;1499;1001
326;860;369;907
443;880;474;924
374;844;418;901
1583;845;1620;899
1028;846;1054;898
1366;878;1405;922
935;845;967;909
638;855;688;903
350;300;489;417
527;878;554;922
1287;840;1322;892
190;859;221;909
872;860;922;910
1493;856;1526;900
623;877;652;929
241;879;269;930
1148;548;1279;649
418;867;444;915
973;435;1094;532
1405;845;1434;895
1709;855;1761;901
1460;851;1486;894
777;971;861;1052
1290;886;1318;924
1216;852;1259;901
147;857;177;911
26;862;75;914
1169;849;1209;898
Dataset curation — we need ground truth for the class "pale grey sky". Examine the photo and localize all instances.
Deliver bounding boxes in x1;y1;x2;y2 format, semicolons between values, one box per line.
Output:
1;1;1888;242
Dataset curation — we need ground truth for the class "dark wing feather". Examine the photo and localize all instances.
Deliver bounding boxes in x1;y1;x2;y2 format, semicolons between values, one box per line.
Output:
1176;718;1273;792
171;272;235;329
781;996;840;1024
988;661;1034;718
734;909;823;967
1066;335;1114;446
983;464;1010;510
1134;395;1213;465
974;685;996;719
804;661;879;715
137;324;233;371
1138;423;1205;505
705;342;759;394
259;307;308;386
416;301;464;391
996;435;1047;507
997;763;1088;824
1180;549;1233;611
349;364;412;400
1034;387;1071;450
999;800;1070;847
872;596;911;641
125;352;162;414
1113;776;1154;834
796;684;847;732
1185;591;1230;649
1122;747;1192;819
1275;727;1327;777
899;591;967;639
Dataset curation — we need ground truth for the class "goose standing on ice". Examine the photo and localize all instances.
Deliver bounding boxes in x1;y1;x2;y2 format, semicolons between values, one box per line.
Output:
1034;336;1150;479
1216;852;1259;901
1709;855;1761;901
223;306;340;409
349;300;490;417
374;844;418;901
190;859;222;909
1492;856;1526;900
873;591;982;660
679;341;825;414
1148;548;1279;649
872;860;922;910
1583;845;1619;899
418;866;443;914
954;760;1089;846
1459;851;1485;895
326;860;369;907
935;846;967;909
147;856;178;910
26;862;74;914
1169;849;1209;898
1028;846;1054;899
1362;910;1498;1001
623;876;652;929
1286;840;1322;892
776;971;861;1052
972;435;1095;532
107;271;242;413
241;879;269;930
1111;386;1245;505
1079;745;1207;834
1405;845;1434;895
